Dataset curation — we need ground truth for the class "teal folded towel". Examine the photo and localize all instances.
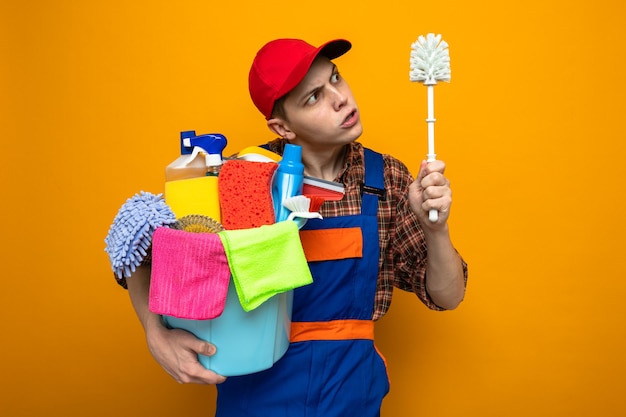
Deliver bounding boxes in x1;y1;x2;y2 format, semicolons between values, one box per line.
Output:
218;221;313;312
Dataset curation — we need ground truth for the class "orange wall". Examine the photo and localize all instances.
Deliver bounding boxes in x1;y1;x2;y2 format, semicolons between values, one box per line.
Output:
2;1;625;416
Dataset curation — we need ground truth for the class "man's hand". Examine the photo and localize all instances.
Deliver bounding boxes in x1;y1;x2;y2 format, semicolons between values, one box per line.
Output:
145;318;227;385
126;265;227;385
409;160;452;227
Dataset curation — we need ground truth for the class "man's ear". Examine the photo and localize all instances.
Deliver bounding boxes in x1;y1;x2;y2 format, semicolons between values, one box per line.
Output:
267;118;295;140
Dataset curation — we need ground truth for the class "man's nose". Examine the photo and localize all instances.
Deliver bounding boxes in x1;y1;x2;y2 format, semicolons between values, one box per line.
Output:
330;86;348;110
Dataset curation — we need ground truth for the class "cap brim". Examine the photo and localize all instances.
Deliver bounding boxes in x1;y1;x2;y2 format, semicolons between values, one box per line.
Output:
318;39;352;61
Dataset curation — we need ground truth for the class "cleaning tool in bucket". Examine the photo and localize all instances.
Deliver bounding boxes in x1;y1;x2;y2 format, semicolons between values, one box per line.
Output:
170;213;224;234
237;145;281;162
149;215;229;320
104;191;176;279
410;33;451;222
218;221;313;312
272;144;305;223
149;226;231;320
165;131;227;180
165;131;227;220
283;195;324;229
302;176;345;201
218;159;278;230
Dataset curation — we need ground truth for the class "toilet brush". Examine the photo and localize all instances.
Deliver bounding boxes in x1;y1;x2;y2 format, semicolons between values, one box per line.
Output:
410;33;451;222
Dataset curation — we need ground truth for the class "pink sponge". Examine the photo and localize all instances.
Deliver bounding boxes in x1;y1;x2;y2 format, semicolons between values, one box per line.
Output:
218;160;277;230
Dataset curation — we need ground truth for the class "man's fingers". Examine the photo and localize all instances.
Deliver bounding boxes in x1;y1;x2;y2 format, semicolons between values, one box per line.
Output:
196;341;217;357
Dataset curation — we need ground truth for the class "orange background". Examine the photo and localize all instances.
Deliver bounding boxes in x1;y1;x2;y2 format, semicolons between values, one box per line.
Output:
2;1;625;416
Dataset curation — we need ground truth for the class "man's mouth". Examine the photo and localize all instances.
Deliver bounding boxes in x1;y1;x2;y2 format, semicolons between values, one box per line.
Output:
341;110;358;128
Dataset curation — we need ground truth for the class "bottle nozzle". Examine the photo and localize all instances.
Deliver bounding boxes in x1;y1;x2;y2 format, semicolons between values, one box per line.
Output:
191;134;228;167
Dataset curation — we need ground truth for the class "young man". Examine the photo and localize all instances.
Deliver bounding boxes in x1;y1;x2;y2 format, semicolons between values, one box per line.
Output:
125;38;467;416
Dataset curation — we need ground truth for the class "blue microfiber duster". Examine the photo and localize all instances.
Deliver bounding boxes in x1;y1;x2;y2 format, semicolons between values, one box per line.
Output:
104;191;176;279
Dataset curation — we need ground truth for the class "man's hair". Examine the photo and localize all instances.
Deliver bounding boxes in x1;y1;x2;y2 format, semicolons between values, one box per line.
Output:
271;95;289;121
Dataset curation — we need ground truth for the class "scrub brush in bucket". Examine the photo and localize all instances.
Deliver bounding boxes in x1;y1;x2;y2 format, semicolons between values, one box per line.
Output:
410;33;451;222
283;195;324;228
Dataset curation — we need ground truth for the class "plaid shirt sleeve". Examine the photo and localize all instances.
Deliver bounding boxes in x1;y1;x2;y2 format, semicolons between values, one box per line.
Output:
374;151;468;319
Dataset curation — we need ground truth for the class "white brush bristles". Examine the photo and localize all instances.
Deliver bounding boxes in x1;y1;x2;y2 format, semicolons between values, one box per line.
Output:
410;33;451;85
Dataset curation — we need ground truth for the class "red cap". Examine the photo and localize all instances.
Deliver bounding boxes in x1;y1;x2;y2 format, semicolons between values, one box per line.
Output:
249;38;352;119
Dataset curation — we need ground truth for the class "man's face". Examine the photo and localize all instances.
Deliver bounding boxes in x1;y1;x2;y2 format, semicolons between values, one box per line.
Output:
279;57;362;149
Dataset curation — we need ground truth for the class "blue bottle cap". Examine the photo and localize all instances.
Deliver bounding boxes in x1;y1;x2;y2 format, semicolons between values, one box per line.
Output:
279;144;304;175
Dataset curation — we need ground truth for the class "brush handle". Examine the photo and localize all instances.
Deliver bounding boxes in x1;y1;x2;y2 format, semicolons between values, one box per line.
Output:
426;155;438;222
426;85;436;161
426;85;438;222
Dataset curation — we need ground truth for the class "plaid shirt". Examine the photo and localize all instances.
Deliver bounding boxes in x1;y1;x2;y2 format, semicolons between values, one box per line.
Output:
266;139;468;320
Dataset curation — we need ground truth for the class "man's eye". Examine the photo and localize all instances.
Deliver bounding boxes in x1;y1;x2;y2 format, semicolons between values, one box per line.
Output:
331;73;340;83
306;92;319;105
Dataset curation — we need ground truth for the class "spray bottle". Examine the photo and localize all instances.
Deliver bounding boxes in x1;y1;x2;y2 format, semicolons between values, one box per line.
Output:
165;131;227;180
272;143;304;222
164;131;227;221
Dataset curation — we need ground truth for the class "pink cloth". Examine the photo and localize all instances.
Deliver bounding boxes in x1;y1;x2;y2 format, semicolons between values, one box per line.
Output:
149;227;230;320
